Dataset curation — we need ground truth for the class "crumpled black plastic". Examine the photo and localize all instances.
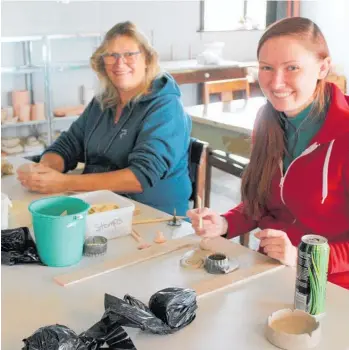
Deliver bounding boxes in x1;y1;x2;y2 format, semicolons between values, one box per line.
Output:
22;288;197;349
22;322;136;350
1;227;41;265
103;287;197;334
22;325;86;350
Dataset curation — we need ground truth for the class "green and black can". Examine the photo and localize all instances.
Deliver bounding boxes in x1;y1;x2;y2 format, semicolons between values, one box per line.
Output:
294;234;330;316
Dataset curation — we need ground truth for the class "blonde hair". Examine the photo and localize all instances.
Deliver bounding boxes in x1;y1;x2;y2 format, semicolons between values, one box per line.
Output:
90;21;161;109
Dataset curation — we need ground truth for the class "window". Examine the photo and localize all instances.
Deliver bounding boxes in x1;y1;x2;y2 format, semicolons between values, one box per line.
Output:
202;0;267;32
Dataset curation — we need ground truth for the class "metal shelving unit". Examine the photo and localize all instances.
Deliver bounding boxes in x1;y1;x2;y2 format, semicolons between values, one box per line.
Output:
1;33;103;158
1;119;47;129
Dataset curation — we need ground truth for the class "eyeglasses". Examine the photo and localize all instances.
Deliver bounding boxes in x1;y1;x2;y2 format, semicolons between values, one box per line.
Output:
102;51;141;65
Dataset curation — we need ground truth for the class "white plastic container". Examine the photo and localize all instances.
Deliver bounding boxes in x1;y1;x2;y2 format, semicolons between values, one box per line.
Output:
1;193;12;230
197;42;225;65
72;190;135;240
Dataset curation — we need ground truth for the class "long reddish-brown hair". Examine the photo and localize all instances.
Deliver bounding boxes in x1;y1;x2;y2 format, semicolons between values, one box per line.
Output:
241;17;331;219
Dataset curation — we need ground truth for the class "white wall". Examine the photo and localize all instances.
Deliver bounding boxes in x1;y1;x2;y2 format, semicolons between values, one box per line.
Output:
1;1;263;108
301;0;349;91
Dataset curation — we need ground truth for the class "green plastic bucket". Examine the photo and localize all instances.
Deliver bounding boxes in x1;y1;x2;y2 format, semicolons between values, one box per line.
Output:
29;196;90;267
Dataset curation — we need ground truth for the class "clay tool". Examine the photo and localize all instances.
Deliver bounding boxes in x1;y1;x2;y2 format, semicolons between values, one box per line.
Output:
131;228;151;250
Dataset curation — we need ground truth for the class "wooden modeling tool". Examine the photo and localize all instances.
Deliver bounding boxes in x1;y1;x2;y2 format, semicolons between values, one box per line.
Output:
197;195;203;229
167;208;182;227
54;235;198;287
131;228;151;250
132;216;186;225
188;237;284;298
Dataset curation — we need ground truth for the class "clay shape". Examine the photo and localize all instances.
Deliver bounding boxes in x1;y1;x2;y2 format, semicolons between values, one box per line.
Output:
1;108;7;122
19;104;31;122
30;103;45;121
2;137;21;148
137;242;152;250
180;248;211;269
131;229;151;250
153;231;166;244
2;144;23;154
199;238;211;251
53;105;85;117
265;309;321;350
1;159;14;176
12;90;30;118
2;117;18;125
5;107;14;119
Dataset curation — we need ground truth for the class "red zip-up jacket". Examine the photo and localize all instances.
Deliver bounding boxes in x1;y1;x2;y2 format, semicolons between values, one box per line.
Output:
223;83;349;289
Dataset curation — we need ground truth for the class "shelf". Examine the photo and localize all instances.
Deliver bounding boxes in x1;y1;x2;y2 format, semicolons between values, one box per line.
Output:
6;149;44;158
53;115;80;123
1;116;80;129
1;120;47;129
1;35;43;43
1;33;102;148
47;33;102;40
51;61;90;72
1;65;44;74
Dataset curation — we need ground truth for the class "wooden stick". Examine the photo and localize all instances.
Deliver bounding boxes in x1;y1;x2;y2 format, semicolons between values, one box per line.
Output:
132;216;187;225
130;230;142;243
192;263;284;298
132;228;141;238
197;195;203;229
54;236;197;287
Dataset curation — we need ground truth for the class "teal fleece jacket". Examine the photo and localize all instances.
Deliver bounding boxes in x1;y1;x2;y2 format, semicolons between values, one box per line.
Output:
44;73;192;215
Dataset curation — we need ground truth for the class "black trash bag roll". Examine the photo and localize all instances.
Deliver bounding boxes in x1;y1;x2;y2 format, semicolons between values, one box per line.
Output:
80;316;136;349
22;323;137;350
103;287;197;335
149;287;197;329
22;324;86;350
1;227;41;265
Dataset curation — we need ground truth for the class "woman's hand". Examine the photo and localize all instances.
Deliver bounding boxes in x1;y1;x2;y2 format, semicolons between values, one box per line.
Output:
255;229;297;267
17;164;68;194
186;207;228;238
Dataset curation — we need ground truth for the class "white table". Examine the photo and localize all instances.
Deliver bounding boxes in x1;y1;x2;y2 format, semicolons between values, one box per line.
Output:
2;157;349;349
185;97;266;157
186;97;266;136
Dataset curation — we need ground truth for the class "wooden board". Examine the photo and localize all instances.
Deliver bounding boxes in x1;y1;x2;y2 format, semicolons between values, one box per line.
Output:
54;235;198;287
189;237;284;298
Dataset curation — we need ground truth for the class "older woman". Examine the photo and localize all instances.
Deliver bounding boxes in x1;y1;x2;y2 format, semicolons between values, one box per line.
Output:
18;21;192;216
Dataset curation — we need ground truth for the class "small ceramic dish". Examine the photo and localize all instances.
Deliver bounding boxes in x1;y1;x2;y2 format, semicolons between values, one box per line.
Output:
265;308;321;350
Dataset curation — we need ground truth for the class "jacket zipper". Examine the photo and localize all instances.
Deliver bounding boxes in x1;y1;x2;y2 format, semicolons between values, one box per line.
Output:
280;142;320;205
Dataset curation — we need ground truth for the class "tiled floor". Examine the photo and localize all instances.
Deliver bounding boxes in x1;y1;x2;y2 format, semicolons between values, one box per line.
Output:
209;167;260;250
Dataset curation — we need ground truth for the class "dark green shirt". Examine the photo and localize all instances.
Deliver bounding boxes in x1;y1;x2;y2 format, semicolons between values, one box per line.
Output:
283;104;324;171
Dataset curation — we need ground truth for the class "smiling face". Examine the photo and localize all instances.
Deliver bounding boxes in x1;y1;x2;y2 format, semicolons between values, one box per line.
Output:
258;36;330;117
104;35;147;97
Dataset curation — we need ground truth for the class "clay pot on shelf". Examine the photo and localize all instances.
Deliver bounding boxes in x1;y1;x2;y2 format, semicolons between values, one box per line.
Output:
30;103;45;121
19;104;31;122
12;90;30;118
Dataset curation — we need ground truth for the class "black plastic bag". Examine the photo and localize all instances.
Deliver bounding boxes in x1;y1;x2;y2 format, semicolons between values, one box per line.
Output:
22;325;86;350
22;323;136;350
149;287;197;328
22;288;196;349
1;227;41;265
103;287;197;335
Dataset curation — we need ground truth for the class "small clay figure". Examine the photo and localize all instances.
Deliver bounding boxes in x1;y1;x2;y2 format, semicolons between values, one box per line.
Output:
154;231;166;244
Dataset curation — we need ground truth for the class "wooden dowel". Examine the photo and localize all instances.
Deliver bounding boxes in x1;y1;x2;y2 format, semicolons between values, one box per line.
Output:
197;195;203;229
132;216;187;225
